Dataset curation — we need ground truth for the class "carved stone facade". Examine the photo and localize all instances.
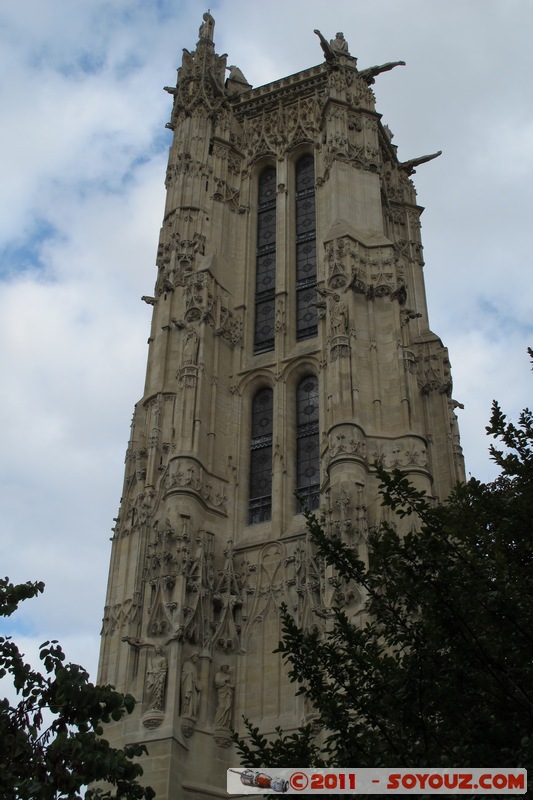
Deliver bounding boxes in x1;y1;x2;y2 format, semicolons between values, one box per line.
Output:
98;16;464;800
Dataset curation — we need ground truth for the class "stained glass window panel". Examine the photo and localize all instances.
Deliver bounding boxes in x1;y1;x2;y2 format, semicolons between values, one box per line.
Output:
295;155;317;340
296;376;320;511
254;167;276;353
249;388;273;523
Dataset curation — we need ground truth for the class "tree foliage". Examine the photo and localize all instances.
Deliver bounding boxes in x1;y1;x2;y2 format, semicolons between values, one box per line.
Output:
236;357;533;779
0;578;154;800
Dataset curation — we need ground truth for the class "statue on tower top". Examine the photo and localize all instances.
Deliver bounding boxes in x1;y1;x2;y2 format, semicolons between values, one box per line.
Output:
330;31;349;54
314;29;353;64
199;10;215;42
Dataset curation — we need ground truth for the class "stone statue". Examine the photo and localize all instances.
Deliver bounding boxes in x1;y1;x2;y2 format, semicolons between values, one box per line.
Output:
182;326;199;365
199;11;215;42
330;296;348;336
213;664;234;729
330;32;349;54
227;65;249;85
180;653;200;718
146;645;168;711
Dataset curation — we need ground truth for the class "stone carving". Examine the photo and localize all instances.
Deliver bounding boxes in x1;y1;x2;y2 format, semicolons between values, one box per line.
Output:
212;178;247;213
275;297;285;333
182;326;199;365
155;230;207;294
403;349;417;374
326;426;429;473
239;538;332;639
329;295;348;336
180;653;200;719
399;150;442;176
164;458;228;514
142;518;227;648
214;733;232;748
320;482;368;549
382;161;418;205
323;235;404;300
328;429;367;461
134;448;148;483
358;61;406;86
289;534;330;633
369;439;429;469
174;275;241;357
213;539;243;651
214;291;241;345
121;638;169;726
448;399;464;457
146;645;168;711
143;517;191;640
419;365;451;396
348;111;363;132
213;664;234;729
165;13;227;129
198;11;214;42
330;32;349;54
381;443;428;469
227;153;241;174
121;593;142;631
324;134;369;174
319;99;384;178
226;65;249;85
314;29;337;63
182;531;215;645
164;156;210;190
320;291;350;360
100;606;111;635
185;271;214;323
242;94;324;162
240;542;289;644
330;338;350;361
314;29;350;62
101;592;142;635
416;342;453;397
147;582;174;638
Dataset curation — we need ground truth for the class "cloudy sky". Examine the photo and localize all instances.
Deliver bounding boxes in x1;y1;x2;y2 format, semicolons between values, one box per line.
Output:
2;0;532;686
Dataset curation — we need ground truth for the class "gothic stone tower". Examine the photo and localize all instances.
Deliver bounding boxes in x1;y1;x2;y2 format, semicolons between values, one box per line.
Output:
98;14;465;799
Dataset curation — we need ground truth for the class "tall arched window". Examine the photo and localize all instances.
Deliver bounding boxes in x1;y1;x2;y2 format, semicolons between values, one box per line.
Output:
249;388;273;523
296;375;320;511
254;167;276;353
295;155;317;340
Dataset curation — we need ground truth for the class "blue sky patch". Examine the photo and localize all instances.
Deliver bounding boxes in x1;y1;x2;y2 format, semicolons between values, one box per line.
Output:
0;220;60;281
